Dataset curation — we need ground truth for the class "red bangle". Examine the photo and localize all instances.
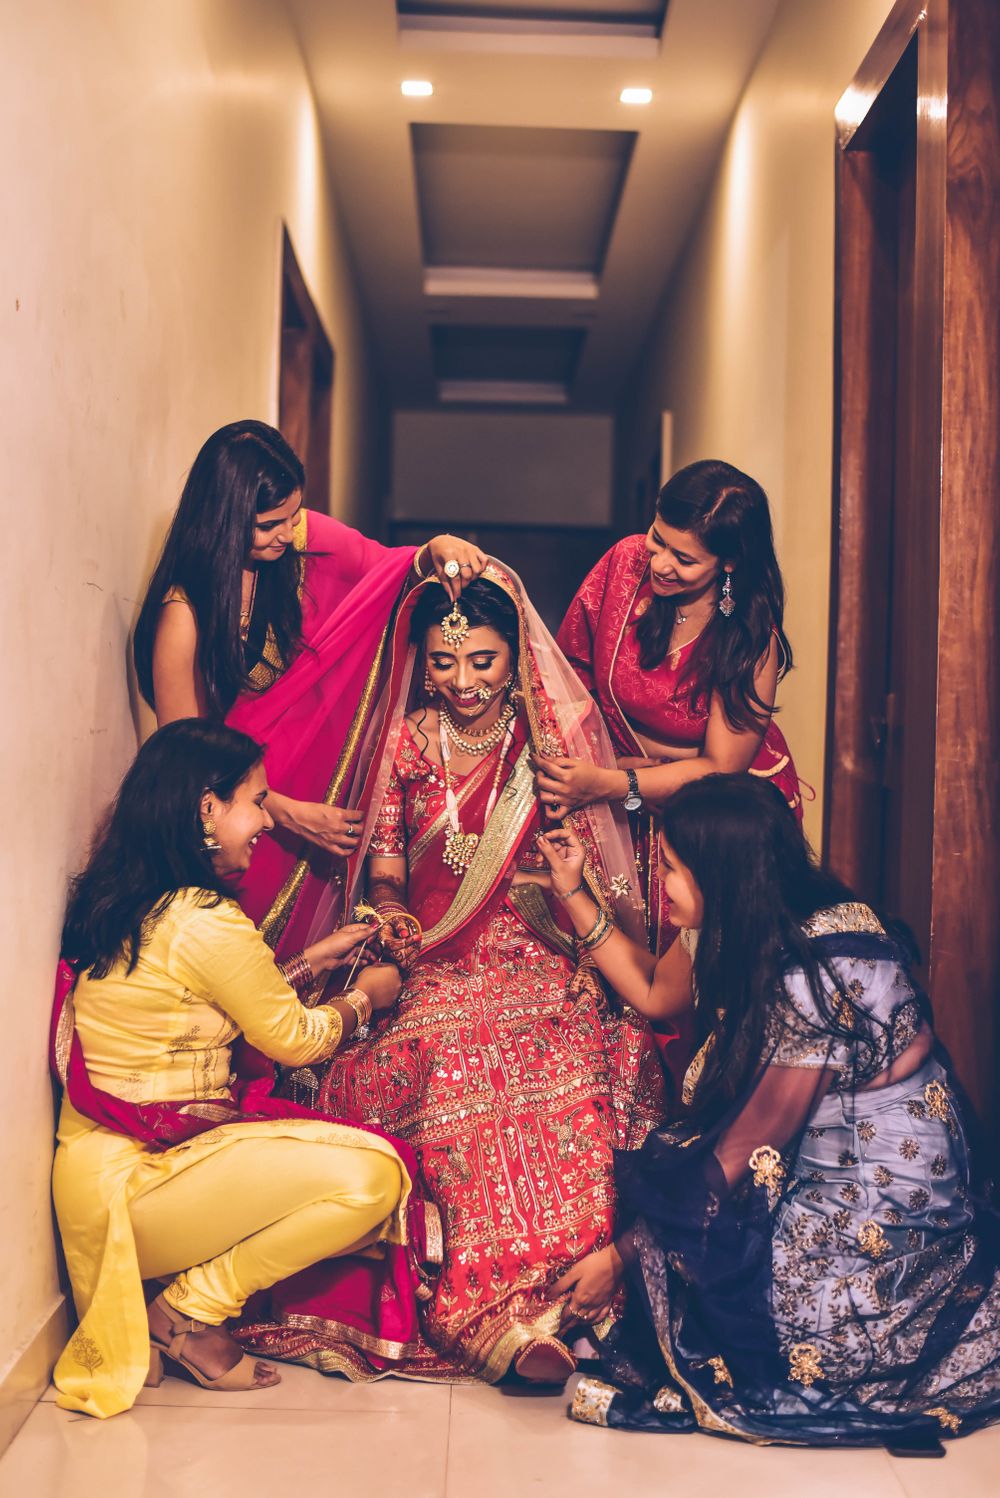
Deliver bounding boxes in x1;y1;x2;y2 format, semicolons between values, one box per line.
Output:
278;952;314;997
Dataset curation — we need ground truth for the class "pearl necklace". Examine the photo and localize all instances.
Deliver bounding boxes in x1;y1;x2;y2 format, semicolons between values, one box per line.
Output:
437;702;515;757
439;713;516;874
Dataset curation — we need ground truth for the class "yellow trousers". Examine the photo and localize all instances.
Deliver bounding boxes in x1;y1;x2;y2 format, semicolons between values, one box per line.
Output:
129;1138;403;1324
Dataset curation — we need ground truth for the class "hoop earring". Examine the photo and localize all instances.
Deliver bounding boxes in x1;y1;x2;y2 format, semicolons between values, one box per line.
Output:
202;816;221;852
719;571;735;618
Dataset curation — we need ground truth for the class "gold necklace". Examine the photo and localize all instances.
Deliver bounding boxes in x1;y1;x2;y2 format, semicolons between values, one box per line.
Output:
438;702;514;757
439;715;516;873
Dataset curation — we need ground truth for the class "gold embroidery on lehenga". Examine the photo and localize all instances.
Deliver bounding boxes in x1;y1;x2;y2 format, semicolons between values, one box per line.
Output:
653;1383;685;1414
749;1146;786;1206
924;1081;950;1122
788;1342;824;1387
706;1355;733;1388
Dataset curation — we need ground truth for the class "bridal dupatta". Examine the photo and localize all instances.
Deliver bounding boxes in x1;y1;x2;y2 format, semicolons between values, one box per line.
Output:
226;510;416;956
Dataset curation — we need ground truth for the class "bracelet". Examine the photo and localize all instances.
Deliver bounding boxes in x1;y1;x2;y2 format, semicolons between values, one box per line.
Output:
278;952;314;997
577;909;614;951
339;987;373;1029
412;545;431;580
377;907;423;939
554;880;586;902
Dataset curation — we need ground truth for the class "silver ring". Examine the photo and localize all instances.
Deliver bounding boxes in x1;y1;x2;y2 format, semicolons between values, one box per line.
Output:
459;562;473;571
443;559;460;579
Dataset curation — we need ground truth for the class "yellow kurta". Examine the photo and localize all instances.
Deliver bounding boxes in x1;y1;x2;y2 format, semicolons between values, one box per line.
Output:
53;890;409;1419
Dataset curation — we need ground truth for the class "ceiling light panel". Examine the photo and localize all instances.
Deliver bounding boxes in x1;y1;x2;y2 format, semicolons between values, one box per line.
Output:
620;86;653;104
412;124;636;275
401;79;434;96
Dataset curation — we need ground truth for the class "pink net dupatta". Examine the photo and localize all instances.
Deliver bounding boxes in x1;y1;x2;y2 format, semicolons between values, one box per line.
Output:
50;960;437;1377
227;511;416;958
306;557;647;951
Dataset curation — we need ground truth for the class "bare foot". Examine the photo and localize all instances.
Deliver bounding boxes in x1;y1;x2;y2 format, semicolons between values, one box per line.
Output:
148;1297;280;1388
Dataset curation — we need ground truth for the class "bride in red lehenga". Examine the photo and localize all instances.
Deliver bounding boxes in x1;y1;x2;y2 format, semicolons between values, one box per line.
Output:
269;563;667;1383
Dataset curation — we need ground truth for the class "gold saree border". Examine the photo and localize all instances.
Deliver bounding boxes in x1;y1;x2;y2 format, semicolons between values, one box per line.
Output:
421;746;535;950
408;750;498;872
260;612;394;949
282;1312;418;1361
506;881;575;959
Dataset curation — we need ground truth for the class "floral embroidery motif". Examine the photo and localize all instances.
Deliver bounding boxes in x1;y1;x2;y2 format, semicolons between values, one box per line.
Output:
749;1146;786;1207
832;1207;850;1231
839;1183;861;1204
924;1407;960;1434
838;1149;859;1168
930;1154;947;1178
906;1099;927;1120
906;1229;921;1250
898;1138;920;1160
610;874;632;901
788;1342;824;1387
857;1220;890;1260
653;1383;685;1414
707;1355;733;1388
856;1120;876;1143
69;1330;103;1373
909;1187;930;1212
874;1166;895;1186
884;1207;903;1225
571;1377;617;1426
924;1081;950;1123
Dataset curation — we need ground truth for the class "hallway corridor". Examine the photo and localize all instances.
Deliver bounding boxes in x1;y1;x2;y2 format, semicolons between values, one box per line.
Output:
4;1366;1000;1498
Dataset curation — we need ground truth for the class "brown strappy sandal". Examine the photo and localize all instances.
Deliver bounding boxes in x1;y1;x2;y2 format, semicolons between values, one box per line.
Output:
146;1293;280;1391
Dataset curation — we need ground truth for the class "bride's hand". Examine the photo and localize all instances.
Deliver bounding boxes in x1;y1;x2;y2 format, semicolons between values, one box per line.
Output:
537;829;586;896
425;535;489;601
286;800;364;856
377;912;422;974
553;1245;624;1327
533;756;617;817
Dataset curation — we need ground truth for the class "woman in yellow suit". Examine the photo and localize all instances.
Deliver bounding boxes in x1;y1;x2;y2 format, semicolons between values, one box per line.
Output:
52;719;409;1418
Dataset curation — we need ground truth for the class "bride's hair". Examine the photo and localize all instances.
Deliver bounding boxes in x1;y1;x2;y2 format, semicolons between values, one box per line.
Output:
636;459;793;732
62;719;262;978
134;421;307;719
409;577;520;665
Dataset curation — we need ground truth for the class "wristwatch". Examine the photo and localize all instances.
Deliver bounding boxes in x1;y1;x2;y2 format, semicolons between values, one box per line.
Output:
622;768;642;813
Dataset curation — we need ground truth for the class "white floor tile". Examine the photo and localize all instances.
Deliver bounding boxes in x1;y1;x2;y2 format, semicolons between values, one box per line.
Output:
887;1421;1000;1498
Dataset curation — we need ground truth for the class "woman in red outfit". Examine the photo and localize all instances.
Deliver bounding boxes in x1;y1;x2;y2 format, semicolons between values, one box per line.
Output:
549;459;802;958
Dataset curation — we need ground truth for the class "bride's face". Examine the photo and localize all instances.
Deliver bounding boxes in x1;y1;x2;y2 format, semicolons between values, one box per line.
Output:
425;623;513;726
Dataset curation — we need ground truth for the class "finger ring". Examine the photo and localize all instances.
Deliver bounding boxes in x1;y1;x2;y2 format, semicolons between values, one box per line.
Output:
443;559;460;579
459;562;473;571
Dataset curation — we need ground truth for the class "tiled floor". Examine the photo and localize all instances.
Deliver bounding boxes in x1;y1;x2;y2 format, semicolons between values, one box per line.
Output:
2;1368;998;1498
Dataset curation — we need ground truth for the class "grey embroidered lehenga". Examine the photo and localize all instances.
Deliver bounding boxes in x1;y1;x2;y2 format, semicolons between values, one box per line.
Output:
572;903;1000;1444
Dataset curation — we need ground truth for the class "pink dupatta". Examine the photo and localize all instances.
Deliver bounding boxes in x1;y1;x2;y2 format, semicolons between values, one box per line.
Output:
227;511;416;956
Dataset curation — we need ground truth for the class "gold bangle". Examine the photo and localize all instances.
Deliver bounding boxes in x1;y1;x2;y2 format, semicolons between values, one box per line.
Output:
278;952;314;997
340;987;373;1030
577;910;613;952
412;545;431;580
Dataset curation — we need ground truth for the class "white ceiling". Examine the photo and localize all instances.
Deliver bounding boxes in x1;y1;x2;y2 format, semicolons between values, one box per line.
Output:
285;0;782;409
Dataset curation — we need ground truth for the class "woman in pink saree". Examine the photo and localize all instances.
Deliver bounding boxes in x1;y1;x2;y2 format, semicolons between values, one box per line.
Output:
549;460;803;960
245;565;668;1384
134;420;486;955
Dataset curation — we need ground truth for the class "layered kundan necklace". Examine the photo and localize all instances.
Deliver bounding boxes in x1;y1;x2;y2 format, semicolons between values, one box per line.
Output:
438;702;516;874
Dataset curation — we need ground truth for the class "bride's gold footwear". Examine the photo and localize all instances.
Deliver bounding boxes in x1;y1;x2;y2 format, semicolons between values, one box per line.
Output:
514;1335;577;1384
146;1293;280;1391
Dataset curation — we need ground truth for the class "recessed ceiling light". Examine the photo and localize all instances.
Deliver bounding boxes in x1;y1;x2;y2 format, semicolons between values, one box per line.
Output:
620;87;653;106
401;80;433;98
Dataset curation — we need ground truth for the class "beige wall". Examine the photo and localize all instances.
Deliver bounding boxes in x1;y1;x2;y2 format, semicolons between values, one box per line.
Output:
619;0;896;848
0;0;383;1425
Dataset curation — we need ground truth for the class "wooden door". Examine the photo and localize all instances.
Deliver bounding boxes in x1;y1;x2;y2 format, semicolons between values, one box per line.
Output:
278;227;334;511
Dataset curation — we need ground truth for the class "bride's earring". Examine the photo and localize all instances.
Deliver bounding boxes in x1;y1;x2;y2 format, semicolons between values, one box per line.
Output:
719;571;735;618
424;670;437;697
202;814;221;851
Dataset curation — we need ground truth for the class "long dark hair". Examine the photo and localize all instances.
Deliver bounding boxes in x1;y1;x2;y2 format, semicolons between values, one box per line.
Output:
636;459;793;731
134;421;306;718
62;720;263;978
661;775;858;1126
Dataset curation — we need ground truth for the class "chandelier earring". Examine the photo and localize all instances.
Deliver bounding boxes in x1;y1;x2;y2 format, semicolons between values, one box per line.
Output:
719;571;736;618
423;669;437;698
201;814;221;852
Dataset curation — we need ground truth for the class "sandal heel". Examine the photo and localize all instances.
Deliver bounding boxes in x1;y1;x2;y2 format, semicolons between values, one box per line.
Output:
145;1347;164;1387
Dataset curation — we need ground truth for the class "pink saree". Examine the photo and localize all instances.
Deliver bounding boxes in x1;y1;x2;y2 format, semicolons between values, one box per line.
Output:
226;510;416;956
558;535;803;955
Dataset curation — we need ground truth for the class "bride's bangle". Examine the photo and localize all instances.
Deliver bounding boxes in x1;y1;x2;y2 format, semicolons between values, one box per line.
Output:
412;545;431;580
339;987;373;1029
554;880;586;902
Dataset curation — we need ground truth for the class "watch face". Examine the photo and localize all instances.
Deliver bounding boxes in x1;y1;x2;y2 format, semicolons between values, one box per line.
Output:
623;793;643;812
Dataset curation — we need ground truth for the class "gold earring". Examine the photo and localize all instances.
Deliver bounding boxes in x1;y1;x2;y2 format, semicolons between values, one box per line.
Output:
202;815;221;851
423;670;437;697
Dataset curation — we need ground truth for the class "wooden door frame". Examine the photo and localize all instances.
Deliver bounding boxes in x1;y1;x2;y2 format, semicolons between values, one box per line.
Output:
279;225;335;511
826;0;1000;1133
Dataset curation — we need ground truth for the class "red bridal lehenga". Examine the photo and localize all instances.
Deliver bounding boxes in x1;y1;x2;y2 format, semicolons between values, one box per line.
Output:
558;535;803;956
240;563;668;1381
